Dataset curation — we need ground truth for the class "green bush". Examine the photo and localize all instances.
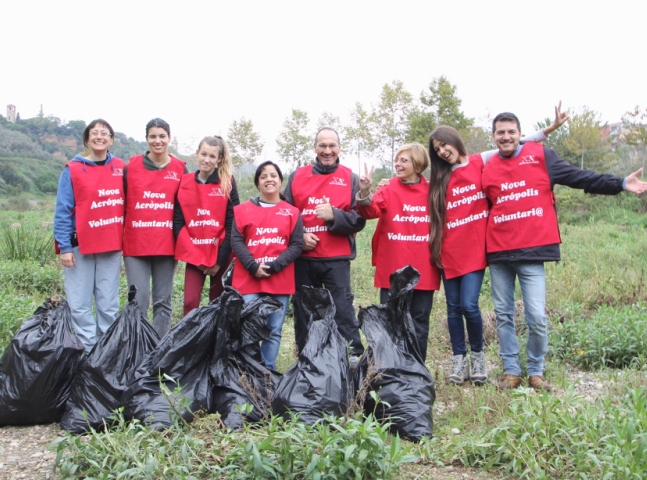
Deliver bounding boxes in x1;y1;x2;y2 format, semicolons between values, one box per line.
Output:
421;387;647;479
0;290;40;352
52;409;416;479
0;260;62;293
550;304;647;369
0;223;56;264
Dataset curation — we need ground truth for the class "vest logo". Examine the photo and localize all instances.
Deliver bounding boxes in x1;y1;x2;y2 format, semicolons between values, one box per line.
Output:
164;171;180;181
519;155;539;165
208;187;225;197
277;208;293;216
329;176;347;186
112;167;124;176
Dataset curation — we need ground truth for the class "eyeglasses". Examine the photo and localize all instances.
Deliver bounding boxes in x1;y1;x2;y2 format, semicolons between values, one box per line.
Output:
316;143;339;150
90;130;112;137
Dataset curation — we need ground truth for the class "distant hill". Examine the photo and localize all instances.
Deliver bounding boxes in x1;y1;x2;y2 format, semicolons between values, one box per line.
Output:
0;114;149;195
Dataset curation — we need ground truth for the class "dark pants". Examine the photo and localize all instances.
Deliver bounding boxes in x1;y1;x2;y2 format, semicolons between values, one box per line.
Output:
442;269;485;356
380;288;434;361
183;263;226;316
293;258;364;356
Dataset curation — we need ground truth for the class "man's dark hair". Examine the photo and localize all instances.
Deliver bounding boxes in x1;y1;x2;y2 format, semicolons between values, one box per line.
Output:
492;112;521;133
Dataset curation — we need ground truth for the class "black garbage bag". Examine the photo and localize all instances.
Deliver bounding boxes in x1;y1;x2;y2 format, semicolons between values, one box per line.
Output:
0;296;85;426
60;286;160;433
271;287;352;425
357;265;435;441
210;295;283;429
123;288;241;429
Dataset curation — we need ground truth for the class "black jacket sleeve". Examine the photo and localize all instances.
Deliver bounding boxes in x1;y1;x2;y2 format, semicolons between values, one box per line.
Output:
328;173;366;235
231;218;260;274
216;177;240;267
545;147;624;194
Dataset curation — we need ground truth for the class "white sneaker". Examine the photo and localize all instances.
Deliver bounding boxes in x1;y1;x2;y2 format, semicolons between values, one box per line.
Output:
448;354;469;385
470;351;488;386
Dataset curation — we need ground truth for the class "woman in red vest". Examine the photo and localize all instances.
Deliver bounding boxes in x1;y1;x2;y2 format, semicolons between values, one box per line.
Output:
54;119;125;351
429;126;490;386
231;161;303;370
123;118;187;337
357;143;439;362
173;136;239;315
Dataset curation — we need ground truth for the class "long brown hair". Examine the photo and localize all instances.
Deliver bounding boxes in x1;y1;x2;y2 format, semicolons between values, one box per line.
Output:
428;126;468;269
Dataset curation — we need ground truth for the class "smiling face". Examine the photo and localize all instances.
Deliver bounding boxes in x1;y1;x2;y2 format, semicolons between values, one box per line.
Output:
196;143;221;177
493;120;522;157
314;129;341;167
146;127;170;157
394;151;418;182
86;122;114;158
257;164;282;200
432;138;462;165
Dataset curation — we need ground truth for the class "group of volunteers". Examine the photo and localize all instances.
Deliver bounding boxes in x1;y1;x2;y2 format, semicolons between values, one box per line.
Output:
54;105;647;390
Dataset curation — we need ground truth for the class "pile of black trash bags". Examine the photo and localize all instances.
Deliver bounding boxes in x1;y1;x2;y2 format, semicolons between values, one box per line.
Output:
0;266;435;441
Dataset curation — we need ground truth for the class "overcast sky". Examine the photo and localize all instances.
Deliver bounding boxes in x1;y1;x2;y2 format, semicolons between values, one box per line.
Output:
3;0;645;166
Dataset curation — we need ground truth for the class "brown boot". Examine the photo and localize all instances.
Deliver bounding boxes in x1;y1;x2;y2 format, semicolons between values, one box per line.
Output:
528;375;554;391
497;374;522;390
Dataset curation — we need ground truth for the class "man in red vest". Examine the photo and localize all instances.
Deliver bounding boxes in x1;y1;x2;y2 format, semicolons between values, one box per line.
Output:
283;127;366;358
482;112;647;391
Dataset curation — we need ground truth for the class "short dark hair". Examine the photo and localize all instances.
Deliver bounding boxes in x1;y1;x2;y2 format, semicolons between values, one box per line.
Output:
146;118;170;137
492;112;521;133
83;119;114;148
254;160;283;188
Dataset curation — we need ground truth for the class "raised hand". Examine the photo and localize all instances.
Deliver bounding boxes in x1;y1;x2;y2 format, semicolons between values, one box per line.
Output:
359;162;375;197
315;195;334;221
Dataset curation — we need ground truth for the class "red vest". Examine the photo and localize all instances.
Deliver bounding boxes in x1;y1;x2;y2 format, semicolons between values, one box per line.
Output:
123;155;185;256
482;142;561;253
67;159;125;254
290;164;352;258
174;173;228;267
442;154;489;279
360;178;440;290
232;200;300;295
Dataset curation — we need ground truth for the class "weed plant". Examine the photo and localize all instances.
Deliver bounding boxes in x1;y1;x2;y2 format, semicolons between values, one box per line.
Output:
0;222;56;265
0;290;40;354
419;386;647;479
0;260;62;293
551;303;647;369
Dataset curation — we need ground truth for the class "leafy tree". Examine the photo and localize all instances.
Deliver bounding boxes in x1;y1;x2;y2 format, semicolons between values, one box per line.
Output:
622;106;647;172
371;80;413;171
461;126;492;156
316;112;341;132
562;107;609;170
276;109;312;169
406;76;473;146
343;102;376;169
227;117;264;165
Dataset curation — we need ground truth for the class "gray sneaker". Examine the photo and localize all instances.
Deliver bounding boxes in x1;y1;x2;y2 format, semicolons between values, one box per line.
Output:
448;354;469;385
470;351;488;385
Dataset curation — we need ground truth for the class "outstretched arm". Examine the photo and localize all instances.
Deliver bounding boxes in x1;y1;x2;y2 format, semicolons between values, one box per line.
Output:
624;168;647;195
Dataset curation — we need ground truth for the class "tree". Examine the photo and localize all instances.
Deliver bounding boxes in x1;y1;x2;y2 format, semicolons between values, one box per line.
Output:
622;106;647;172
343;102;376;170
371;80;413;171
316;112;341;132
276;109;311;169
227;117;264;165
535;117;570;153
562;107;609;170
406;76;473;145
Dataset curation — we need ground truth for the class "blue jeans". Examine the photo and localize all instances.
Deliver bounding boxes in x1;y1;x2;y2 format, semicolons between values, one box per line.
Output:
490;261;547;376
242;293;289;371
442;269;485;356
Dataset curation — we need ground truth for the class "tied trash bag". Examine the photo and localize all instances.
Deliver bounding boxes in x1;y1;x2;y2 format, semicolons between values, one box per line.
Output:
0;296;85;426
357;265;435;441
271;287;352;425
61;286;160;433
122;288;241;429
211;295;283;429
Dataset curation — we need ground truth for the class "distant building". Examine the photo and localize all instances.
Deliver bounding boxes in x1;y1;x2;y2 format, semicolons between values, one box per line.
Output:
600;121;624;148
6;104;16;123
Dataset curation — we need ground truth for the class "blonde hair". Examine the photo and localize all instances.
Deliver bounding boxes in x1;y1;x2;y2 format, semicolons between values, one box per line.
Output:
197;136;233;198
395;142;430;175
